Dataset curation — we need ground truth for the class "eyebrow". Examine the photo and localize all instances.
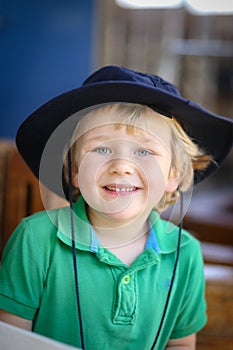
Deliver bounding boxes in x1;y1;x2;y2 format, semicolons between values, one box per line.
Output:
83;134;110;143
83;133;165;151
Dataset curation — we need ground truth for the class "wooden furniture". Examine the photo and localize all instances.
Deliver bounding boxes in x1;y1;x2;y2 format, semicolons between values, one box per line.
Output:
197;265;233;350
0;141;45;256
183;191;233;349
0;140;67;257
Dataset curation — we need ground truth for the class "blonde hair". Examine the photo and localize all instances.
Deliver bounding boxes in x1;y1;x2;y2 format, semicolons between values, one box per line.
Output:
64;103;212;211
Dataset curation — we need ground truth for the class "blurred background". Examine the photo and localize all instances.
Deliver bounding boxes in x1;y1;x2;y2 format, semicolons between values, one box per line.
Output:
0;0;232;348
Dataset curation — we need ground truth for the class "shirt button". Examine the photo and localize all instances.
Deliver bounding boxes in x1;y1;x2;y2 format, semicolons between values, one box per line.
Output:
123;275;131;284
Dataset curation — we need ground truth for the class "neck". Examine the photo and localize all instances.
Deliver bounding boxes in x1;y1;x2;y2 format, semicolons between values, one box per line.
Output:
87;208;150;249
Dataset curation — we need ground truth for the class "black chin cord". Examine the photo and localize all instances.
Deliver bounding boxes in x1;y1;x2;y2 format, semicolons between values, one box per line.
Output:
68;147;85;350
149;191;183;350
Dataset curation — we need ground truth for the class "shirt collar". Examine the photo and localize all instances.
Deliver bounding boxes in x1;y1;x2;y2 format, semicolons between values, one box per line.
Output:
57;196;190;254
57;196;93;251
149;210;191;254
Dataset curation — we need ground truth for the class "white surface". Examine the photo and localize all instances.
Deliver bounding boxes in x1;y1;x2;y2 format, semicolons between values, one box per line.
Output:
0;321;80;350
204;265;233;281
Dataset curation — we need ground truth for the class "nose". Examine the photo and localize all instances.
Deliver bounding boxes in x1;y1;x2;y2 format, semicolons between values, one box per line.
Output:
108;158;135;175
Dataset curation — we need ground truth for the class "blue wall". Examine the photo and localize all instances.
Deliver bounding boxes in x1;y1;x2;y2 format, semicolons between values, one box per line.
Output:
0;0;94;137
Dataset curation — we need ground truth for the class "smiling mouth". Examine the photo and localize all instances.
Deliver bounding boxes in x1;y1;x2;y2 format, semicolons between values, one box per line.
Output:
104;185;139;193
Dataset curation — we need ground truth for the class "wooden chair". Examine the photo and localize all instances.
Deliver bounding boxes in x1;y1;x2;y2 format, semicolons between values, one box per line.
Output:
0;140;67;257
0;140;68;258
0;141;45;256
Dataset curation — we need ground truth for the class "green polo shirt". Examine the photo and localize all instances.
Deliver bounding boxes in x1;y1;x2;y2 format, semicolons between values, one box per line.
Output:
0;196;207;349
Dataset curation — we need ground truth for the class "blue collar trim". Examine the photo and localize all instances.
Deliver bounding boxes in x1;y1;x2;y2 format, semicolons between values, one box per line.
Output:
90;226;100;253
145;224;161;254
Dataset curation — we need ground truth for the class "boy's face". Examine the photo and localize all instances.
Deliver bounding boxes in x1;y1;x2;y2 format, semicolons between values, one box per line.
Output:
72;106;178;227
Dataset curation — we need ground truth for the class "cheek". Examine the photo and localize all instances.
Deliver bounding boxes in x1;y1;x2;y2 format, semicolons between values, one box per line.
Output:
143;161;169;203
143;160;169;185
76;153;107;192
78;160;96;188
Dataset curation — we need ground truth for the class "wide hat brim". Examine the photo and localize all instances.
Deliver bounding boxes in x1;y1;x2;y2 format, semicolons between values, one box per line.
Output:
16;67;233;198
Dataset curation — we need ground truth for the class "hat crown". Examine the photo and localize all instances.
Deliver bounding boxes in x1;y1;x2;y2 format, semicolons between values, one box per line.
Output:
82;65;181;97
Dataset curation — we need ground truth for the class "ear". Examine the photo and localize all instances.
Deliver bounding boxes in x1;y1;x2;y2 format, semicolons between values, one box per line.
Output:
166;172;180;193
72;169;79;188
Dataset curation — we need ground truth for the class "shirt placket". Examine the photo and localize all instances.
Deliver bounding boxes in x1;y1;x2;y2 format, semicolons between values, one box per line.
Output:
113;271;136;325
112;251;160;325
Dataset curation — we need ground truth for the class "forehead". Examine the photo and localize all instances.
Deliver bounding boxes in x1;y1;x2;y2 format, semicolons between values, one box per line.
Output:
73;104;171;147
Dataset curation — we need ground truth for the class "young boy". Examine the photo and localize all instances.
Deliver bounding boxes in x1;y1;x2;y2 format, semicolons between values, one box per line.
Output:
0;66;232;349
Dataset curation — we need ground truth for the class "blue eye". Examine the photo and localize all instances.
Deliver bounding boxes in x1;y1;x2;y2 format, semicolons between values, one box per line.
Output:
94;147;111;154
136;149;151;156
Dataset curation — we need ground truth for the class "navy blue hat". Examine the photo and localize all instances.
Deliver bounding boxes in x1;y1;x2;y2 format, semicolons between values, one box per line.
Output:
16;65;233;195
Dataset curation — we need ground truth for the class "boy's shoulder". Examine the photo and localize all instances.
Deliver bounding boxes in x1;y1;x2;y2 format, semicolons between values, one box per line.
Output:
1;207;69;262
16;205;70;241
151;211;201;254
22;206;65;226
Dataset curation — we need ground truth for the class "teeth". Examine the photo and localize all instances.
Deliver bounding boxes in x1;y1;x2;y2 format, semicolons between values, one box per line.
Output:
106;186;137;192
